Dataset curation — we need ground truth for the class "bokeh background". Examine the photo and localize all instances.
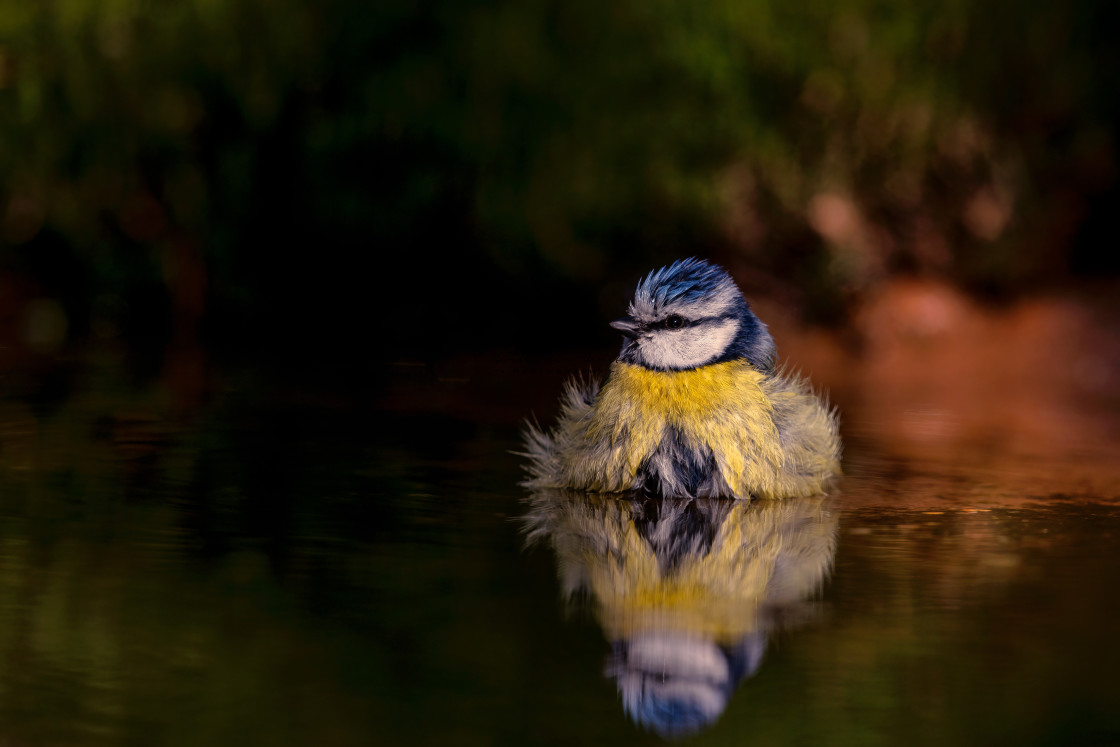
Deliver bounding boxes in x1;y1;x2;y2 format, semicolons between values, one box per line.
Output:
2;3;1120;745
2;0;1118;380
5;0;1120;509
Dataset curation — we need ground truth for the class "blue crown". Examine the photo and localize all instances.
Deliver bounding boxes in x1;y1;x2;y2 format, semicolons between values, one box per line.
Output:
628;257;776;371
635;258;735;311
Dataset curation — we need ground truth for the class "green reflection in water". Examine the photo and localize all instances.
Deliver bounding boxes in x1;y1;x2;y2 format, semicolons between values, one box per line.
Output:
0;394;391;745
0;366;540;746
3;354;1119;746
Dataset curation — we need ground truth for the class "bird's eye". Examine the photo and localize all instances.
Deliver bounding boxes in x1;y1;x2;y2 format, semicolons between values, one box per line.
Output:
664;314;685;330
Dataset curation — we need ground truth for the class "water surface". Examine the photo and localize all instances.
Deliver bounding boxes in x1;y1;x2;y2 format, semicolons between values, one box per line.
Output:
0;351;1118;746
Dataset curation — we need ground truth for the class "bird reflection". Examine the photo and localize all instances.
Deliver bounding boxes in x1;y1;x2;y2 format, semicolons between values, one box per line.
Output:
524;492;837;738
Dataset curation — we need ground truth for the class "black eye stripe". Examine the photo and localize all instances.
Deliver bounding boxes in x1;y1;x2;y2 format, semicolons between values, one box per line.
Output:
646;317;682;331
645;313;734;331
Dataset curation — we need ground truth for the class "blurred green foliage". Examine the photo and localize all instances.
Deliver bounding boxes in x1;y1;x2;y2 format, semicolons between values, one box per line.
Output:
0;0;1116;357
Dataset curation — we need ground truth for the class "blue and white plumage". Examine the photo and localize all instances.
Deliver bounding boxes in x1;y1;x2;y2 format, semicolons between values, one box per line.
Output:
618;257;776;371
523;258;841;499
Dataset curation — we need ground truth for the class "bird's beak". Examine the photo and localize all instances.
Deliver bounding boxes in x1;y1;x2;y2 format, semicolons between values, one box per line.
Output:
610;316;641;339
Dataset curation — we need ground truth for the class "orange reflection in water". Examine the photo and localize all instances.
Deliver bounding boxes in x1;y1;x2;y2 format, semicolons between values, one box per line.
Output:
766;278;1120;507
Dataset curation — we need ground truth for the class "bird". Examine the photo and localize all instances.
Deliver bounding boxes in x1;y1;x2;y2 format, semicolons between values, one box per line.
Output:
522;258;841;500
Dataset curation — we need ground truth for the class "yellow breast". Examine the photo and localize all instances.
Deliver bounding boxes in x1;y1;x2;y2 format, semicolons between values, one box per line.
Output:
586;361;784;496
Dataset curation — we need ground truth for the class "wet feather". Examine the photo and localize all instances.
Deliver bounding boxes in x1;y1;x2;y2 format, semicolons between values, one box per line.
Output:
522;258;841;499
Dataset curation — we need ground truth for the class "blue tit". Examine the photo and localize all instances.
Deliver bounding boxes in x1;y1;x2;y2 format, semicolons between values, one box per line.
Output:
523;258;841;499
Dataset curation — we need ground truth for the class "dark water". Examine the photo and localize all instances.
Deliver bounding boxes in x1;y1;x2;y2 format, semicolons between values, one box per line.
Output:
1;354;1119;746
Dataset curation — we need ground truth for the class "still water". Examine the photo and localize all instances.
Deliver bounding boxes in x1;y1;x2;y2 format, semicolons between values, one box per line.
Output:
1;352;1118;746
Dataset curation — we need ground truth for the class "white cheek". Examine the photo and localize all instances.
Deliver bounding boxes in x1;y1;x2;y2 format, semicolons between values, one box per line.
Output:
639;319;739;369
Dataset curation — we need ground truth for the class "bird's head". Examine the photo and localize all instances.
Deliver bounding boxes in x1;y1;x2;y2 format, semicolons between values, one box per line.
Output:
611;258;775;371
